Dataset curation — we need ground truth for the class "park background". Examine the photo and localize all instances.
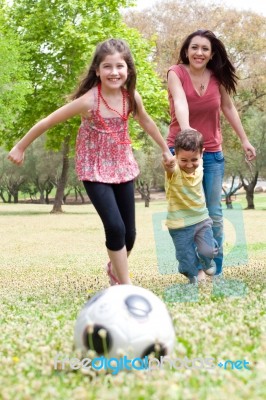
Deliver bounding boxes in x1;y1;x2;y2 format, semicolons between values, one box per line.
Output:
0;0;265;399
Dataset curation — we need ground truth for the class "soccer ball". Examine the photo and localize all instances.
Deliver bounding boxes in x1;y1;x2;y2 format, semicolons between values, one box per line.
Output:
74;285;175;358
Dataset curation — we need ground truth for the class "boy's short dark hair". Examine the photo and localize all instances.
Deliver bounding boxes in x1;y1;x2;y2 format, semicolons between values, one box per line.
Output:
174;129;204;153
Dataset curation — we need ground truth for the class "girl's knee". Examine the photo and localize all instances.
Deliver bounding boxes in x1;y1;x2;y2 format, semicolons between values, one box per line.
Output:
105;223;126;250
125;230;136;252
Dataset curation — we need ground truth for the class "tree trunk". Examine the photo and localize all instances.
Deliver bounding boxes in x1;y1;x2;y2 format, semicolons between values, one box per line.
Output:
76;188;85;204
144;195;150;207
39;190;45;204
0;190;7;203
50;137;70;214
222;176;242;209
239;171;258;210
45;182;53;204
245;190;255;209
225;195;233;209
136;180;150;207
79;191;85;204
13;192;19;203
63;189;71;203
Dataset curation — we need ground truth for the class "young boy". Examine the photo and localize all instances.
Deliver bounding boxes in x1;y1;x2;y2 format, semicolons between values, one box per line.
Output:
163;129;218;284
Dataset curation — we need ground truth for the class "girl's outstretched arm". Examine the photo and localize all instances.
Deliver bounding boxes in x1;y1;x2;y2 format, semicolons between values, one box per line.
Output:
8;93;93;165
133;91;172;163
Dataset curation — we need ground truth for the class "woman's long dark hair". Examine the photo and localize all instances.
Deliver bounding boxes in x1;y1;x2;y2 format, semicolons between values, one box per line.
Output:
69;38;137;114
178;29;238;94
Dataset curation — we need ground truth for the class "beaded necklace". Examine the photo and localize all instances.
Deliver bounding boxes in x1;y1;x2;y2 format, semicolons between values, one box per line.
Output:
96;83;131;144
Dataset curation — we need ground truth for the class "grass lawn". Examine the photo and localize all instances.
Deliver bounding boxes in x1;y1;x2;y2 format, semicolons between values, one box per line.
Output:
0;194;265;400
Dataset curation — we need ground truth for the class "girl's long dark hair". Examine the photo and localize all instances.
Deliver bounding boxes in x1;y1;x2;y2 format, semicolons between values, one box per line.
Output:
178;30;238;94
69;38;137;114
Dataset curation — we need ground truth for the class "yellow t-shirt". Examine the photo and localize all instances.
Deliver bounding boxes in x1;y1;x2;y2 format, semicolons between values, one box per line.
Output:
165;163;209;229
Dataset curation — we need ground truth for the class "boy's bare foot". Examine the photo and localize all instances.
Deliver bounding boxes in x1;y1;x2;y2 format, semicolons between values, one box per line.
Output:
198;269;206;282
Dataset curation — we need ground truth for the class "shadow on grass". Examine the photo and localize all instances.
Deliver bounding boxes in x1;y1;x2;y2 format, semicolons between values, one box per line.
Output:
0;210;95;216
163;279;247;303
0;210;49;216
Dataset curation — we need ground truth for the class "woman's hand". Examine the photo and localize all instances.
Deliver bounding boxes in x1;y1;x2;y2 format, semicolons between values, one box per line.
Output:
242;139;256;161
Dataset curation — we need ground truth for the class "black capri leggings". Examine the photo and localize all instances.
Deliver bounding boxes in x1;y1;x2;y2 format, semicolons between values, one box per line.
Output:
83;180;136;252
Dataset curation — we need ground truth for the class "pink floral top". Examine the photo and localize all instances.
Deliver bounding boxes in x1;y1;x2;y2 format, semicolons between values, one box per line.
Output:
75;87;140;183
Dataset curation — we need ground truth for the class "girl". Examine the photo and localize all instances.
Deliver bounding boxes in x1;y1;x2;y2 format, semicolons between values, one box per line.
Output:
8;38;173;285
166;30;256;279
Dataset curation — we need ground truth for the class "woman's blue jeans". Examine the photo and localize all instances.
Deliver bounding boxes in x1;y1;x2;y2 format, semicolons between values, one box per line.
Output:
169;148;224;275
202;151;224;275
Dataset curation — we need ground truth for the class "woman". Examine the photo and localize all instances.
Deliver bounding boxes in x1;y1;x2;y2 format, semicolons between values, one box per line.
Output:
167;29;256;278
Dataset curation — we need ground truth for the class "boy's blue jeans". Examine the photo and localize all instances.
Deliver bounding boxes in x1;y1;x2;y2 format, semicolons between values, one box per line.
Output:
169;218;218;280
169;148;225;275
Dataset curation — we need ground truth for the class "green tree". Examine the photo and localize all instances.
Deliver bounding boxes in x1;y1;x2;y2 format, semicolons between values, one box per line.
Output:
124;0;266;136
0;2;32;144
239;110;266;209
124;0;266;208
22;136;63;204
5;0;168;212
224;109;266;209
63;159;86;204
0;140;62;204
0;148;27;203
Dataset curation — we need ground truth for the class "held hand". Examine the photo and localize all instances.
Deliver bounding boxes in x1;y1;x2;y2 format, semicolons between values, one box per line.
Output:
242;140;256;161
162;152;176;168
7;146;25;165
